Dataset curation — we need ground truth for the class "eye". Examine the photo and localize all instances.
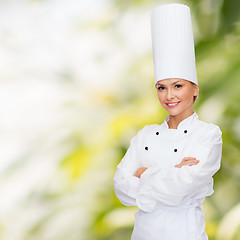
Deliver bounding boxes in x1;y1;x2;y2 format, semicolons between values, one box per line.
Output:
175;84;182;88
157;86;165;90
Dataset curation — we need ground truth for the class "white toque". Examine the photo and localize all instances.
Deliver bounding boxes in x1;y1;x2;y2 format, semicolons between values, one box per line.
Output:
151;3;198;86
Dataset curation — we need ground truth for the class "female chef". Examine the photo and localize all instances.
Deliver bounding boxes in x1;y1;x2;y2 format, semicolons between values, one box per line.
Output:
113;3;223;240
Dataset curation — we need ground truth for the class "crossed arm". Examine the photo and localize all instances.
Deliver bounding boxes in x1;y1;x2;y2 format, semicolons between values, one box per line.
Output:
113;124;223;212
134;157;200;178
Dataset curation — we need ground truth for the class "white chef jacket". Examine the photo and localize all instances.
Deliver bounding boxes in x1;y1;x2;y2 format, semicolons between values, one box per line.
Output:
113;111;223;240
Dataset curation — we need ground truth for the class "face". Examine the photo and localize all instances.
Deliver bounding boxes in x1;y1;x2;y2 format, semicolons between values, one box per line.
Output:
156;78;199;117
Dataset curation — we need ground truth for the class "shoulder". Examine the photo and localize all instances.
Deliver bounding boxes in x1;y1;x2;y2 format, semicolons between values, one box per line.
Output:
130;124;158;143
194;120;223;145
130;124;159;146
136;124;159;136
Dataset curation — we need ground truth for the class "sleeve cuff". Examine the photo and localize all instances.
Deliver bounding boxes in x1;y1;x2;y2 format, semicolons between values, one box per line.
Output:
128;175;140;198
136;186;157;212
140;166;160;182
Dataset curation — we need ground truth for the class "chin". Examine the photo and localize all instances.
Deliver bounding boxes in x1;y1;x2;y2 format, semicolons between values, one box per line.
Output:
166;108;184;116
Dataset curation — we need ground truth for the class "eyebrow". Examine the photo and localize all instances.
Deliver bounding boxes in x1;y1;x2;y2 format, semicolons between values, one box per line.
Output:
157;80;182;86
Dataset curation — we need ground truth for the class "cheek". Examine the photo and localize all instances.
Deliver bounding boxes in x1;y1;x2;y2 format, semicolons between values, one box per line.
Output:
157;92;164;102
157;93;167;107
177;89;193;101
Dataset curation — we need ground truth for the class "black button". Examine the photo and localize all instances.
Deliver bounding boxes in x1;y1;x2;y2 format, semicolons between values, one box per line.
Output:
174;149;177;152
184;130;187;134
145;146;148;151
156;132;159;135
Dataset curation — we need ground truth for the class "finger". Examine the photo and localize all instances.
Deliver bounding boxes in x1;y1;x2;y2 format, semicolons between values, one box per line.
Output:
183;157;197;161
183;157;196;159
187;161;200;166
176;159;199;168
189;163;199;166
184;160;199;164
183;159;198;163
182;160;199;166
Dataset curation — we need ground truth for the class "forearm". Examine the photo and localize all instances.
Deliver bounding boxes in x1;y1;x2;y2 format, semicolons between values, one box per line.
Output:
135;143;222;212
113;166;140;206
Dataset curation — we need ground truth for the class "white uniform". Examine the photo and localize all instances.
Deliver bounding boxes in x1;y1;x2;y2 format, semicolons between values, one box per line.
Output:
113;111;223;240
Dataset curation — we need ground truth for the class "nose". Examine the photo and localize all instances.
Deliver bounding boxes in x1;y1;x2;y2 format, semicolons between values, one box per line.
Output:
166;88;174;100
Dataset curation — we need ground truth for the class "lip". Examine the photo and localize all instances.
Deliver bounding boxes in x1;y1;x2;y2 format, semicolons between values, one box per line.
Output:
166;101;181;108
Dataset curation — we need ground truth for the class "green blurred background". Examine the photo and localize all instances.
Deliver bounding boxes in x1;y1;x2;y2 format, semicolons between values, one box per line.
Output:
0;0;239;239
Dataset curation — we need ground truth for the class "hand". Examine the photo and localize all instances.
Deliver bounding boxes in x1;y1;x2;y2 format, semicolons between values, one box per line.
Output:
134;167;148;178
175;157;199;168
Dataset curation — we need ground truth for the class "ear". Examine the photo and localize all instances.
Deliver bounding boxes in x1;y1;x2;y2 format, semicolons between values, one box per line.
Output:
194;85;199;96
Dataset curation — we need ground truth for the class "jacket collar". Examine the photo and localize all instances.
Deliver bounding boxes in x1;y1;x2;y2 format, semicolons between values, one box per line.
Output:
163;111;199;130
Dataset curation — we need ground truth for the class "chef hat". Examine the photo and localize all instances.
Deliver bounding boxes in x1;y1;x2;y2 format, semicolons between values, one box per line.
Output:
150;3;198;86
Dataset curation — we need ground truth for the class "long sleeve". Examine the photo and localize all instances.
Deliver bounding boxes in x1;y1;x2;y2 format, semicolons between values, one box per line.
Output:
136;124;223;212
113;128;144;206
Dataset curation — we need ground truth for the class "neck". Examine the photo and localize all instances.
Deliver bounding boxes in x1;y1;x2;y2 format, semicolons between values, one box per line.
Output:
167;110;194;129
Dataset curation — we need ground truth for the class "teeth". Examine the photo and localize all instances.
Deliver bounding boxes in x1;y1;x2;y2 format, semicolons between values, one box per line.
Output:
167;102;179;106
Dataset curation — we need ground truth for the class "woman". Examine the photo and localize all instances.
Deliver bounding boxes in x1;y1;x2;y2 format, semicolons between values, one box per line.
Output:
113;3;223;240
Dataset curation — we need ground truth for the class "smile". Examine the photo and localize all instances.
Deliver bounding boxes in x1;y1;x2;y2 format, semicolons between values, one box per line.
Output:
166;101;180;108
